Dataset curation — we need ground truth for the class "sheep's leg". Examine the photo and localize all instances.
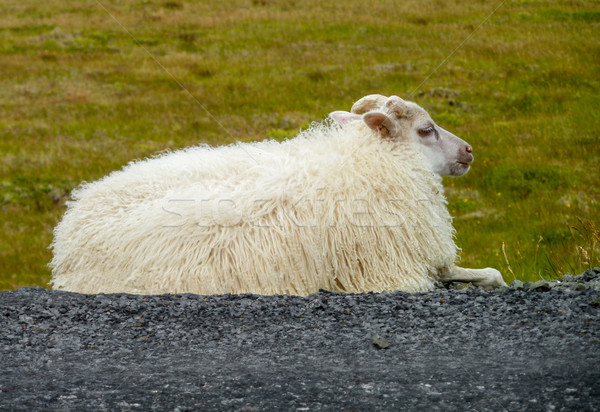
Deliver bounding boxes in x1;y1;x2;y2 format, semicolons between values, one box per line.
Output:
440;266;507;289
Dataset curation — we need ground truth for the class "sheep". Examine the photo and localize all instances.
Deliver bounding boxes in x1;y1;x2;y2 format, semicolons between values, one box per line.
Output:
49;94;506;295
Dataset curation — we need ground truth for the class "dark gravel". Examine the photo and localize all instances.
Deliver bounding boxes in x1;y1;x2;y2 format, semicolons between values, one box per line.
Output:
2;269;600;411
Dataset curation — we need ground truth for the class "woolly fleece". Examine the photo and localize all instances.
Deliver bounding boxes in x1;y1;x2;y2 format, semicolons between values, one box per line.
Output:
50;120;457;295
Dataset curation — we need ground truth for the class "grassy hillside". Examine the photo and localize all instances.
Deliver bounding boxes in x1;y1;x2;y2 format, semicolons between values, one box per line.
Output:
1;0;598;290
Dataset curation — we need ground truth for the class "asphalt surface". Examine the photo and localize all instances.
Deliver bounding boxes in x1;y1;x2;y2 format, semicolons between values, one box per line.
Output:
1;269;599;411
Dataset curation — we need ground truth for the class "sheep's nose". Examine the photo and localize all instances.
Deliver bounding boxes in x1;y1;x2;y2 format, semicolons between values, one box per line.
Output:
466;145;472;154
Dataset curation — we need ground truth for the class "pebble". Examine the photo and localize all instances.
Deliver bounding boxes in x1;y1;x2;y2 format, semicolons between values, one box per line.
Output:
371;335;390;349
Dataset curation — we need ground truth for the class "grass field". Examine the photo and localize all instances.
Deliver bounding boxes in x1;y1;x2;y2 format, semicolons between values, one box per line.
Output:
1;0;598;291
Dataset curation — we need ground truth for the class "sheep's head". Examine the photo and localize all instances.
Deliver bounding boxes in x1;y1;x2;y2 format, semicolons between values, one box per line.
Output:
330;95;474;177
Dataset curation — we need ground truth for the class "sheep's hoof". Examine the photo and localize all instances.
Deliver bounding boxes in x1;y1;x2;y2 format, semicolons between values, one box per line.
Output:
476;268;508;289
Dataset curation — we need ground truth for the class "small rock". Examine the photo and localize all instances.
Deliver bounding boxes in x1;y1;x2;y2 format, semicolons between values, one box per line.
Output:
449;282;476;290
593;266;600;274
549;280;562;289
570;283;587;291
573;270;596;282
531;280;551;291
372;335;390;349
307;298;325;310
510;280;524;290
433;281;447;291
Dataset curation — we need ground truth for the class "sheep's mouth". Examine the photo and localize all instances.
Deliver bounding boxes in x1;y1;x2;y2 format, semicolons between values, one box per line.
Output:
456;161;470;168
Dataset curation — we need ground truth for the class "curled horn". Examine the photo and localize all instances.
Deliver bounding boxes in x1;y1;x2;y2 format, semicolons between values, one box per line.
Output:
350;94;388;114
384;95;409;117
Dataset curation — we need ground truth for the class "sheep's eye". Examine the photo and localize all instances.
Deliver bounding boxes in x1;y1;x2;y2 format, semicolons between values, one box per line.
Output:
417;127;434;138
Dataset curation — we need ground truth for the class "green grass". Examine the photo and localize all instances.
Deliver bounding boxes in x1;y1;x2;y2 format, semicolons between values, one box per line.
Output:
1;0;599;290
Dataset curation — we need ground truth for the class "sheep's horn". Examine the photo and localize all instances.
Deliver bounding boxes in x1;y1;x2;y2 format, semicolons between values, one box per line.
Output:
350;94;388;114
385;95;408;116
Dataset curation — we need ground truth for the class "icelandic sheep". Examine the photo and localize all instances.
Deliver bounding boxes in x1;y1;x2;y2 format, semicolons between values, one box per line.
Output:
49;94;506;295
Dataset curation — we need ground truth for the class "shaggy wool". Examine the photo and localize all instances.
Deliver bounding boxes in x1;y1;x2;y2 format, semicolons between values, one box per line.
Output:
50;119;457;295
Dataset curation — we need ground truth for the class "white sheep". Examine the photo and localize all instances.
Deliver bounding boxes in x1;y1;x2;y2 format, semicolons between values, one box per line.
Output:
49;94;506;295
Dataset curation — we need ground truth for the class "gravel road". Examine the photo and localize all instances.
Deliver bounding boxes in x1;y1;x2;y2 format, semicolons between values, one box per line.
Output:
1;269;599;411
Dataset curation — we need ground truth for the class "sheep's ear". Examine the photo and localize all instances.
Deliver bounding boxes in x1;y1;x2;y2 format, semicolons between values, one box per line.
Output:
363;111;394;137
351;94;388;114
329;111;362;124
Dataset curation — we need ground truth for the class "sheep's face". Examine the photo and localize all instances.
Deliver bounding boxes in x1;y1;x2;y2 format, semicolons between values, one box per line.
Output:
388;99;474;177
330;95;474;177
